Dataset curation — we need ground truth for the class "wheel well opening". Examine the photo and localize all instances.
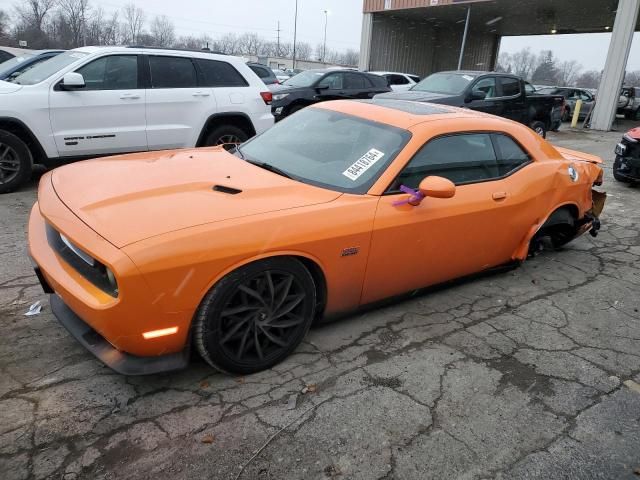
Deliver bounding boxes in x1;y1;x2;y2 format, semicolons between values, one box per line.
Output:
0;120;45;164
294;256;327;321
536;205;579;248
197;115;256;147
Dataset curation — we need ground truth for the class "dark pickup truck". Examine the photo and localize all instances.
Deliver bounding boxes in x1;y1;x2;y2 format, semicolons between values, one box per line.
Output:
376;71;564;138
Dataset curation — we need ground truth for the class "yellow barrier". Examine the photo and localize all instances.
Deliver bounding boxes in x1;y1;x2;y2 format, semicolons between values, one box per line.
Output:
571;99;583;128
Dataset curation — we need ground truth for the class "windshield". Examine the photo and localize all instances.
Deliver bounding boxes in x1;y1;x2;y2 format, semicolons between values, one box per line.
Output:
239;108;411;194
0;53;36;74
411;72;475;95
9;51;88;85
283;70;324;88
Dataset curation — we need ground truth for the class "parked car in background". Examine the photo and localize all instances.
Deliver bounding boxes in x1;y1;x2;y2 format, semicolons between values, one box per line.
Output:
369;71;420;91
270;69;390;120
0;46;274;193
525;82;563;131
0;50;64;81
28;99;605;375
247;62;279;86
376;71;564;138
613;127;640;183
538;87;595;122
618;87;640;120
0;48;15;64
272;69;291;83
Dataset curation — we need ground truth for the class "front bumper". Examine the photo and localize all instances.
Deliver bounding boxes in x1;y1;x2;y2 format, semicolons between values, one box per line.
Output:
614;155;640;182
49;294;189;375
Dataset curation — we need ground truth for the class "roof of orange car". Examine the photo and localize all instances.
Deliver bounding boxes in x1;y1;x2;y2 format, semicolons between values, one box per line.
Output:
313;99;495;130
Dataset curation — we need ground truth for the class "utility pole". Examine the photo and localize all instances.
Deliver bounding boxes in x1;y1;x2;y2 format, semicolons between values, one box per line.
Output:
277;21;281;57
292;0;298;69
322;10;329;63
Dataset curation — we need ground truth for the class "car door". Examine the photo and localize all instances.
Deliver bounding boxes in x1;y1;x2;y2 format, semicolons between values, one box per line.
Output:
578;90;595;117
145;54;216;150
315;72;348;101
466;76;500;116
498;76;526;123
343;72;374;99
361;132;537;305
49;54;146;157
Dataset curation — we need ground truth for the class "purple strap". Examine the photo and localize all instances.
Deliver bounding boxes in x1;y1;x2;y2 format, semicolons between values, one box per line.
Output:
393;185;424;207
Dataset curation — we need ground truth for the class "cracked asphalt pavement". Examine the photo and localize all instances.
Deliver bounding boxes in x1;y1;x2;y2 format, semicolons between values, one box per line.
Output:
1;125;640;480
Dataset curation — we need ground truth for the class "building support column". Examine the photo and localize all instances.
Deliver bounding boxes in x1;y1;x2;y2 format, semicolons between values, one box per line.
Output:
591;0;640;131
359;13;373;71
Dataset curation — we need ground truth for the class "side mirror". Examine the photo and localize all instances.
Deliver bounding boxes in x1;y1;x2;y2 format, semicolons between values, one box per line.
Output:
60;72;85;90
315;84;329;92
466;90;486;102
418;176;456;200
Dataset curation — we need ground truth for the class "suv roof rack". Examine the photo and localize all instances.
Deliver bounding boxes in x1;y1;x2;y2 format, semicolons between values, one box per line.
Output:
126;45;226;55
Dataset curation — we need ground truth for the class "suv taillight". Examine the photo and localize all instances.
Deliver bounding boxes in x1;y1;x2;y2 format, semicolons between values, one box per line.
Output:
260;91;273;105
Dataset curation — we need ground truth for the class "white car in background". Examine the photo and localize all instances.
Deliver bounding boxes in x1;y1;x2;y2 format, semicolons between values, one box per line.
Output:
0;46;274;193
369;71;421;91
272;69;291;83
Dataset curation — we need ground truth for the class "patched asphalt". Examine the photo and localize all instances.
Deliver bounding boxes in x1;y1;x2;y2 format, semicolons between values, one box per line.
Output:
1;123;639;480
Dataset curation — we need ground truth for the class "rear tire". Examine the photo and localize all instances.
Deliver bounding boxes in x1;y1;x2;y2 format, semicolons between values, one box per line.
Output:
530;121;547;138
0;130;32;194
193;258;316;375
203;125;250;150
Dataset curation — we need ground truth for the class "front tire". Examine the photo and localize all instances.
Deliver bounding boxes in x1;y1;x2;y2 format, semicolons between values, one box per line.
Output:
203;125;249;150
0;130;32;194
193;258;316;374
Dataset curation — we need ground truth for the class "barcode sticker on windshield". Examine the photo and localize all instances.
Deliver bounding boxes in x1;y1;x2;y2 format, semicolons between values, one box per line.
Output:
462;75;474;81
343;149;385;181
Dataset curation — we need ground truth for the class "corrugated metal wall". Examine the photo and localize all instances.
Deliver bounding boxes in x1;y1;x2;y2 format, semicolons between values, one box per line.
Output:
369;13;499;76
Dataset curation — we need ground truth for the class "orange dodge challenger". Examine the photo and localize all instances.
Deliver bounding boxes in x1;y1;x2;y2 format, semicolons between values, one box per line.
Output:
28;100;605;375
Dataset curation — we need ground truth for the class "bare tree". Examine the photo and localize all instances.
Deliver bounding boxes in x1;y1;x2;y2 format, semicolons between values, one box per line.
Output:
0;10;9;40
557;60;582;86
150;15;175;47
58;0;90;47
624;70;640;87
509;48;537;80
575;70;601;89
340;49;359;66
122;3;145;44
15;0;58;32
217;32;238;54
237;32;263;56
295;41;312;61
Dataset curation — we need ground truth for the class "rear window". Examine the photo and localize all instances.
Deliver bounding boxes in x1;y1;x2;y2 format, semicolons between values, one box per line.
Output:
197;59;248;87
149;56;197;88
500;77;521;97
249;65;272;79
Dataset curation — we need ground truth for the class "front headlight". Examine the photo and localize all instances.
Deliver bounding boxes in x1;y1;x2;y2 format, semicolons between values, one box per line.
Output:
273;93;290;101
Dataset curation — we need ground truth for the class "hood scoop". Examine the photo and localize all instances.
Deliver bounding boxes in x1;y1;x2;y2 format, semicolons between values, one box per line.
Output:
213;185;242;195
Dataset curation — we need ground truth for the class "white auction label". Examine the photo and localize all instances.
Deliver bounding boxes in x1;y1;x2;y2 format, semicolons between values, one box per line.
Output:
343;149;385;181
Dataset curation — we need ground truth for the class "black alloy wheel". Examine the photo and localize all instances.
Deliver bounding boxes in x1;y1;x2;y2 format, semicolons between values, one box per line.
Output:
194;258;316;374
203;125;249;151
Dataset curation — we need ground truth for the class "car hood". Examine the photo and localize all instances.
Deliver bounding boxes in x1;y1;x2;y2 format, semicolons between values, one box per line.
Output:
626;127;640;140
374;90;453;102
51;148;342;248
0;80;23;94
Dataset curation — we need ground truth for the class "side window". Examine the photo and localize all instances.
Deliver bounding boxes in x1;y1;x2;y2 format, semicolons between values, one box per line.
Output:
579;91;593;101
393;133;498;188
197;59;248;87
249;65;270;79
500;77;521;97
524;82;535;94
149;56;197;89
76;55;138;90
317;73;343;89
492;134;531;177
471;77;496;99
344;73;366;89
408;75;421;83
389;74;409;85
0;51;13;63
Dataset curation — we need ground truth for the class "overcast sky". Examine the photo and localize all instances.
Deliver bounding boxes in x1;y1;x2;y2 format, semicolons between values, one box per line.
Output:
2;0;638;70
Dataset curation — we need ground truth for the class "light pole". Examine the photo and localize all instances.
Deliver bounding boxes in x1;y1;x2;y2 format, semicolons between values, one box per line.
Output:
322;10;330;63
292;0;299;70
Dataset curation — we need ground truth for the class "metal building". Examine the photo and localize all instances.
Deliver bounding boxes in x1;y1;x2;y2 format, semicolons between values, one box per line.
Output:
359;0;640;130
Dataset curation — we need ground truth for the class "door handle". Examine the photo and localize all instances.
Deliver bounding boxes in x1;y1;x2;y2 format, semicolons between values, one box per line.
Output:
192;91;211;97
120;93;140;99
492;191;508;201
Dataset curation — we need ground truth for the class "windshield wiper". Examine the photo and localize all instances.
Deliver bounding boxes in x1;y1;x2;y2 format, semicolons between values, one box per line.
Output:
245;159;292;179
233;144;245;159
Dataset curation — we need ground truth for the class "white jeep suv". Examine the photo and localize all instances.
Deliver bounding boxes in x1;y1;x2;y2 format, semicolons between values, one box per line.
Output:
0;46;274;193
